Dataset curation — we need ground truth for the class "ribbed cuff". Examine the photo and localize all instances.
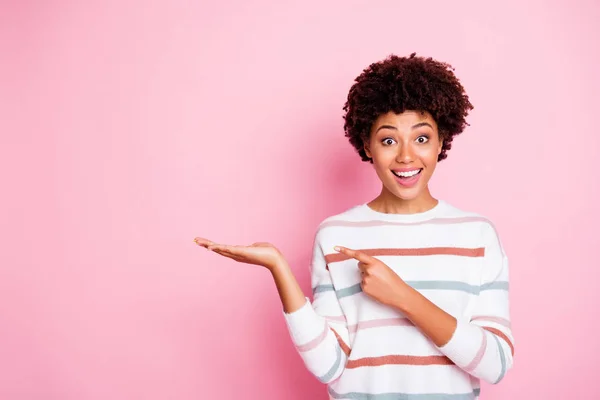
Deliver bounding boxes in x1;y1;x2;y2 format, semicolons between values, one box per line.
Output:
282;297;326;346
437;320;482;366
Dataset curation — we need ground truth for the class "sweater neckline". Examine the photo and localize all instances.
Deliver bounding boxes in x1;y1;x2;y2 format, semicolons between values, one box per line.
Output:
358;199;446;222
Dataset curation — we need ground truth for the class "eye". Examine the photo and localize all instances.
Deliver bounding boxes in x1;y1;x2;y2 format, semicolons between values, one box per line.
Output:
382;138;396;146
416;135;429;144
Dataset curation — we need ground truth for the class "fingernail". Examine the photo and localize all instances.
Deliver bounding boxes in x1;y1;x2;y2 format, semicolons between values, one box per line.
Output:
334;246;340;252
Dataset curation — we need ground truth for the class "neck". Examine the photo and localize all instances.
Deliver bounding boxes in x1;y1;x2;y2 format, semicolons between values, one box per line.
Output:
368;186;438;215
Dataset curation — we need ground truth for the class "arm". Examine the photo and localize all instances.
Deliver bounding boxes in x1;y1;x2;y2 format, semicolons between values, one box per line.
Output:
282;233;350;384
436;223;514;384
194;234;350;384
393;224;514;384
334;222;514;385
270;258;307;314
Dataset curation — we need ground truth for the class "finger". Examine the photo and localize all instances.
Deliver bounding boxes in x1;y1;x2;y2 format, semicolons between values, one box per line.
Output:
357;261;369;272
218;253;246;263
211;247;244;261
334;246;372;263
220;252;245;263
219;244;246;256
194;237;214;248
209;246;232;255
210;244;251;260
252;242;272;247
207;243;232;252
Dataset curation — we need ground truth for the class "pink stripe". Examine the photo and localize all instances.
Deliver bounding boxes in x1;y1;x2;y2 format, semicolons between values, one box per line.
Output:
465;328;487;372
319;216;492;230
348;317;413;333
325;315;347;323
297;323;328;352
472;316;511;329
325;246;484;265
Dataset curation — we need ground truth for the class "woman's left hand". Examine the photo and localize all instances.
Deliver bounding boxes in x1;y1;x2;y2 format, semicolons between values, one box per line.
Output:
334;246;411;308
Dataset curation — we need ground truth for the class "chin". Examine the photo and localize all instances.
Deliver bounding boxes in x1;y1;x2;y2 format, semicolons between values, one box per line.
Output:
393;190;422;201
387;184;424;201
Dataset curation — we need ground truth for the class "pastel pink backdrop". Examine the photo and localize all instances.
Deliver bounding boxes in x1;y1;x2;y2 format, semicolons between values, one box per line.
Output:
1;0;598;399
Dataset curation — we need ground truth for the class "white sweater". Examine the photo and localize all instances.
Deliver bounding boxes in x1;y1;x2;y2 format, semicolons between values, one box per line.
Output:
283;200;514;399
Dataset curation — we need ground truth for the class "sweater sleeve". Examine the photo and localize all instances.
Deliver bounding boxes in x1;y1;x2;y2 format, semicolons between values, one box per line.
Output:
282;231;350;384
437;222;515;384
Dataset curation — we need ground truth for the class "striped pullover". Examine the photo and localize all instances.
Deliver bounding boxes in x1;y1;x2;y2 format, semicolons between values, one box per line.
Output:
283;200;514;399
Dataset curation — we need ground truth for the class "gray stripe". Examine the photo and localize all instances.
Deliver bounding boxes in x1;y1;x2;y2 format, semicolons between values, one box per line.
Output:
406;280;481;294
328;386;479;400
492;335;507;383
481;281;509;291
313;284;335;294
336;281;480;298
335;280;509;300
337;283;363;299
318;342;342;383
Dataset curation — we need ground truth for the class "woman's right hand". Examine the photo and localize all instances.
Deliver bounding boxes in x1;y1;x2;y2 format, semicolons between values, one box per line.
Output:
195;237;307;314
194;237;285;271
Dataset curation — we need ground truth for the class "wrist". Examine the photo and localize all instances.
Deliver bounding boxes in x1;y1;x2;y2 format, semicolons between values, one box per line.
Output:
392;282;420;315
269;258;290;274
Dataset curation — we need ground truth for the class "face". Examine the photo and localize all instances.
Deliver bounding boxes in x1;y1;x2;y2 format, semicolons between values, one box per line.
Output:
364;110;443;203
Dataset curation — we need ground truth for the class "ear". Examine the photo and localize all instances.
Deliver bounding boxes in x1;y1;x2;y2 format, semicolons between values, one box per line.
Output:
437;139;443;155
364;141;372;159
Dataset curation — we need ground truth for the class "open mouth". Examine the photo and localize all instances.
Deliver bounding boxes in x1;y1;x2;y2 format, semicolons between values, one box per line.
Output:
392;169;422;179
391;168;422;187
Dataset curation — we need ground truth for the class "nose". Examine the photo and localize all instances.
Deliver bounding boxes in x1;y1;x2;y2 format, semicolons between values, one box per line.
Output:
396;141;415;163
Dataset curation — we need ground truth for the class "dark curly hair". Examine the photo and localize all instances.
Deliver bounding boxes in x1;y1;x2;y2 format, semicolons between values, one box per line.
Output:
342;53;473;162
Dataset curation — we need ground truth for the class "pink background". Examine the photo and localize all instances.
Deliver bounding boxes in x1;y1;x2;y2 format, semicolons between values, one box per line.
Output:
1;0;599;399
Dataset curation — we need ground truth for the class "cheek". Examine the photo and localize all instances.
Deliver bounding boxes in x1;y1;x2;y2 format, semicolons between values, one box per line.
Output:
373;159;390;175
419;146;441;164
372;158;395;181
371;147;394;167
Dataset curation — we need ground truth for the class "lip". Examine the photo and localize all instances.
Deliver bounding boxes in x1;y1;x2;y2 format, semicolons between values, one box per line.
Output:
392;168;422;188
392;167;422;173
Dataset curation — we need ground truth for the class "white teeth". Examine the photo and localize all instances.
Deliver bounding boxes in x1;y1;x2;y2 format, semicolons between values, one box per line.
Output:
393;169;421;178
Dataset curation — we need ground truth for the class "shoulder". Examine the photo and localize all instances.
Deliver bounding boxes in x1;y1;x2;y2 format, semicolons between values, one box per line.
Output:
441;201;505;256
440;200;498;233
320;204;366;224
311;204;366;240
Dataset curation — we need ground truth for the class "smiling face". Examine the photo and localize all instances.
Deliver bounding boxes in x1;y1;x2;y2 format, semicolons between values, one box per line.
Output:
364;110;443;205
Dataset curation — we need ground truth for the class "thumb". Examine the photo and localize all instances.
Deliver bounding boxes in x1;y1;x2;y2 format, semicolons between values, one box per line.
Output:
357;261;369;271
252;242;272;247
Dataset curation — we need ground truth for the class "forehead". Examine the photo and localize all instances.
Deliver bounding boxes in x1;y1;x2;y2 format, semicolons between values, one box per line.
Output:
372;110;438;131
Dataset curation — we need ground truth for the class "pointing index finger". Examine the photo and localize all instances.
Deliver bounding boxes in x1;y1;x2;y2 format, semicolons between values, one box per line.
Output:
334;246;371;263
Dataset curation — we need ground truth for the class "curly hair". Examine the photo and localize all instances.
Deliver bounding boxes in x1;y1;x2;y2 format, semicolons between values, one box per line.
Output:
342;53;474;162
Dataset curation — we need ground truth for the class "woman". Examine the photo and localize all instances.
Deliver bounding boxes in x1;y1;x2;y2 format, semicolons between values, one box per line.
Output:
195;53;514;399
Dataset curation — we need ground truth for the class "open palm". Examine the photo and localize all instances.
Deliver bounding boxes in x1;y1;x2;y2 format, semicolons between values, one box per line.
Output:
194;237;284;270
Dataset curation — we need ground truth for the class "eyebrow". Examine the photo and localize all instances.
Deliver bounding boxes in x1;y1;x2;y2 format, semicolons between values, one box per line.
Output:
375;122;433;133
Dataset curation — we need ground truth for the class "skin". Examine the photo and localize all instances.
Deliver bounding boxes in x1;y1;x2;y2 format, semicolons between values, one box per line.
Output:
364;110;442;214
195;110;457;347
